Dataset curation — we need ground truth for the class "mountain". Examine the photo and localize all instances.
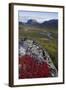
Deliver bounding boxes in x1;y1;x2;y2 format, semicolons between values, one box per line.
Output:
19;19;58;29
26;19;38;24
41;19;58;29
19;22;23;25
26;19;40;27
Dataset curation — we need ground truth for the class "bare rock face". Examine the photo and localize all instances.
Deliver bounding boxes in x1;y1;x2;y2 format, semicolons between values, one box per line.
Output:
19;38;58;79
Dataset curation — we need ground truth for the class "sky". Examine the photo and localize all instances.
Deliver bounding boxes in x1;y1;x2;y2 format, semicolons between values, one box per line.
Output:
18;10;58;23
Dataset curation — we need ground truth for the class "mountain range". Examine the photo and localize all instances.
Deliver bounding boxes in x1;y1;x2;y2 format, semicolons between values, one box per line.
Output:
19;19;58;29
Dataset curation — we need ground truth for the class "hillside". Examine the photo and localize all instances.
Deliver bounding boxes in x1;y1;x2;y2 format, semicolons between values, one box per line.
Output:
19;19;58;71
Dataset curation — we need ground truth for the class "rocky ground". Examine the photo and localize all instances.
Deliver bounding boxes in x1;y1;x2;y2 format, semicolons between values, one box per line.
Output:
19;38;58;79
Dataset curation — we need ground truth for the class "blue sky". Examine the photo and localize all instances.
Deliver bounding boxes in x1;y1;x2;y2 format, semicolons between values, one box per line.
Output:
18;10;58;23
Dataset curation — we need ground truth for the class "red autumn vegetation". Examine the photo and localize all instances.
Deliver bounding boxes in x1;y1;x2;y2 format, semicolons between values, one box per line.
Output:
19;55;51;79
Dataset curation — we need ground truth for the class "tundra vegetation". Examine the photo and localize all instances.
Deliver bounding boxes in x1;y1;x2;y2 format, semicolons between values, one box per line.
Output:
19;19;58;70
